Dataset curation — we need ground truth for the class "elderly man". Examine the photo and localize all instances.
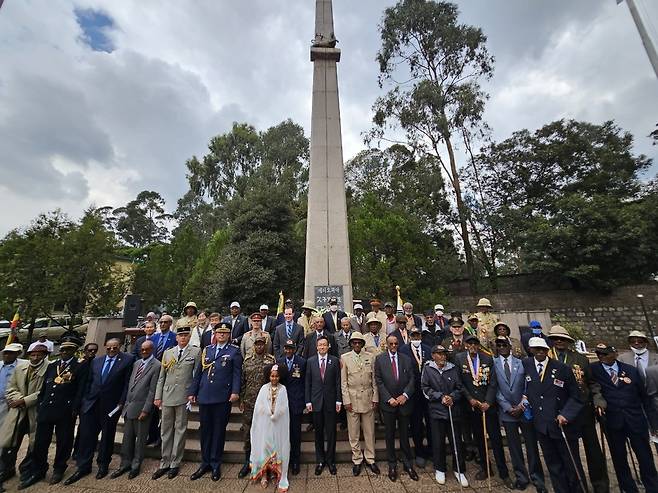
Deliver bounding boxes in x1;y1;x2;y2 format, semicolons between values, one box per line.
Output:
277;340;306;475
225;301;249;345
350;303;367;333
298;302;317;336
521;320;552;356
340;332;379;476
391;314;411;347
153;315;177;361
0;343;23;429
19;341;83;488
303;316;337;359
433;304;450;331
364;314;386;356
402;302;423;330
240;313;272;357
383;301;397;335
618;330;658;381
259;304;276;336
367;299;387;330
474;298;499;346
422;309;448;349
441;317;467;360
133;320;157;359
322;297;347;334
175;301;198;330
335;317;354;357
0;343;48;484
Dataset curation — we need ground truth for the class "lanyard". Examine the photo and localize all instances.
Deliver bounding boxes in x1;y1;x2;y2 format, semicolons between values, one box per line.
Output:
548;348;567;365
466;353;480;384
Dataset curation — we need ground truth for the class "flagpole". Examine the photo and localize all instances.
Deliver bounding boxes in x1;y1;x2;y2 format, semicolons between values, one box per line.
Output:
622;0;658;79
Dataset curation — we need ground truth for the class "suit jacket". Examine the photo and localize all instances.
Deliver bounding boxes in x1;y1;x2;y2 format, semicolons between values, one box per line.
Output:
645;364;658;424
223;314;249;344
374;351;415;415
155;344;201;406
421;324;448;350
80;352;134;416
522;357;582;438
322;310;347;333
350;315;367;334
189;343;242;404
123;357;161;419
618;350;658;383
151;331;177;360
340;350;378;413
494;355;525;422
591;360;657;430
262;315;276;337
400;342;432;397
455;351;498;405
36;358;83;421
305;354;341;412
390;328;411;347
273;322;305;359
278;355;307;415
334;330;353;357
303;331;338;359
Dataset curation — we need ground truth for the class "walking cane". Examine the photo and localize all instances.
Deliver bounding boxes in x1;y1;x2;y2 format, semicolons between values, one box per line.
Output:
448;405;464;493
598;419;606;462
559;423;589;493
481;410;492;492
626;438;641;485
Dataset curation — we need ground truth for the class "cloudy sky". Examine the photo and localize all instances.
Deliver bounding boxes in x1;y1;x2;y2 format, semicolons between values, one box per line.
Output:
1;0;657;235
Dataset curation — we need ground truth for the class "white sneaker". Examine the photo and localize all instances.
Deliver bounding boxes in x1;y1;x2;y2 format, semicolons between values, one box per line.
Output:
454;471;468;487
434;470;445;484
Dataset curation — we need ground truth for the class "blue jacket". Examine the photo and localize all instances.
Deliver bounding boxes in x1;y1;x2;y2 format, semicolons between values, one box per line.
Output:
151;331;177;360
189;344;242;405
277;354;307;415
80;352;134;415
494;355;525;423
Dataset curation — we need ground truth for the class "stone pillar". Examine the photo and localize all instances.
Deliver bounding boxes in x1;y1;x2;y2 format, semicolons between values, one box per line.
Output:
304;0;353;312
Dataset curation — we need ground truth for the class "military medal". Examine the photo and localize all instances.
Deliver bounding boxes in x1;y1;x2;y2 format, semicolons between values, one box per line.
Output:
622;377;631;384
54;376;63;384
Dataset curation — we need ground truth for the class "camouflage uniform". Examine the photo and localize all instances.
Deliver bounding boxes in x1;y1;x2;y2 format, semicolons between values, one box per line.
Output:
239;352;275;452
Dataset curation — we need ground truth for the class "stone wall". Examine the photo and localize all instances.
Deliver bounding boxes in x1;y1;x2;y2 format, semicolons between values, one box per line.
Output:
448;283;658;348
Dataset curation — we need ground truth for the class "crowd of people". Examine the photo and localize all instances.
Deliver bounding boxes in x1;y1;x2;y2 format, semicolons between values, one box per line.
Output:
0;296;657;492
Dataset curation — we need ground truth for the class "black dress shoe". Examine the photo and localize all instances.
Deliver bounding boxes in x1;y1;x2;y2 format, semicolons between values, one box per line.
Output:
367;462;380;475
513;480;528;490
18;474;45;490
96;467;109;479
167;467;179;479
352;463;362;476
502;476;514;489
314;463;324;476
0;469;15;482
63;469;90;485
110;466;131;479
128;469;140;480
291;464;300;476
534;487;548;493
328;463;337;475
211;468;221;481
388;467;397;482
403;465;418;481
238;463;250;478
151;467;169;479
50;470;64;485
475;469;488;481
191;465;210;481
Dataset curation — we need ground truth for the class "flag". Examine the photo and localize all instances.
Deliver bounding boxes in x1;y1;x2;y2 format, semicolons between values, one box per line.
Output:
6;308;20;346
395;285;404;314
276;290;285;315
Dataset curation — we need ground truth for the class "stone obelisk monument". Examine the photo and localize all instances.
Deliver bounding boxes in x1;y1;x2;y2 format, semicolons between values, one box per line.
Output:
304;0;353;312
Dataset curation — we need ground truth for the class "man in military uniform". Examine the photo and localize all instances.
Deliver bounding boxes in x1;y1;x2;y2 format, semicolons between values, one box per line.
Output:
240;312;272;357
277;340;306;475
340;332;380;477
152;326;200;480
19;341;82;488
188;322;242;481
548;325;609;493
366;299;387;333
474;298;499;349
238;335;275;478
441;317;467;362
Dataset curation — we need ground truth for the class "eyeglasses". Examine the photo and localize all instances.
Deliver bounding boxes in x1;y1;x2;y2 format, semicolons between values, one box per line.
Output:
388;342;399;346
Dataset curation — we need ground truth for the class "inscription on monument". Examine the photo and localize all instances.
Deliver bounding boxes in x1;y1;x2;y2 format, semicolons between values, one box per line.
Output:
314;285;344;311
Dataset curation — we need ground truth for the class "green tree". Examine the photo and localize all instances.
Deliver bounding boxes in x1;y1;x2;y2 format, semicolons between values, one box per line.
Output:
113;190;171;247
369;0;495;291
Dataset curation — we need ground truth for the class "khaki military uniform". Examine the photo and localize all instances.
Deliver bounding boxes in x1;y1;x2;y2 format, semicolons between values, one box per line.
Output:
363;332;387;356
239;352;275;452
298;314;314;336
175;314;197;331
340;350;379;465
366;310;388;337
475;311;500;349
240;330;272;358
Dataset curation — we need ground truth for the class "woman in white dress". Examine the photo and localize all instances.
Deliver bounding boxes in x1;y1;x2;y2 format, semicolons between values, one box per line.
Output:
250;364;290;491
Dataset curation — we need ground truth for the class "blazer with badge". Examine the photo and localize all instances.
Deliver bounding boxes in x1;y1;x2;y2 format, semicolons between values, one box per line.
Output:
522;357;583;438
155;345;201;406
80;352;134;416
123;357;161;419
591;360;658;431
36;358;83;422
189;343;242;405
278;354;307;415
374;351;415;415
305;354;341;412
493;355;525;423
454;351;498;405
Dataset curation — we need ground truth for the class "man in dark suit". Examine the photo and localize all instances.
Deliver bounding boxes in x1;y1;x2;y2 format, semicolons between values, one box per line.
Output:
19;341;83;488
132;321;157;359
523;336;583;493
422;309;448;350
322;297;347;334
374;334;419;482
399;327;432;467
305;336;341;475
455;335;512;487
152;315;177;361
64;338;134;485
402;302;423;330
273;307;305;358
188;323;242;481
592;343;658;493
259;304;276;338
303;316;337;359
390;314;411;347
278;340;307;476
224;301;249;345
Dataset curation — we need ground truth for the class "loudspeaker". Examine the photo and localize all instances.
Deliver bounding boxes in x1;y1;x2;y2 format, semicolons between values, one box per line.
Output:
122;294;141;327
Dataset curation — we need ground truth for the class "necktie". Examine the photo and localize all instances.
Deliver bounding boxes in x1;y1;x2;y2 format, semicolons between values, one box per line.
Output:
102;358;114;383
504;358;511;381
374;335;379;347
287;358;293;371
537;363;543;376
559;352;566;363
156;335;166;359
134;360;146;383
178;348;184;361
610;368;619;385
391;355;398;381
287;324;292;339
320;358;326;381
636;356;646;378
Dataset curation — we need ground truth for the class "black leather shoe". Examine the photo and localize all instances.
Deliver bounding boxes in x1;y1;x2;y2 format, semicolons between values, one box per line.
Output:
502;476;514;489
50;470;64;485
513;480;528;490
151;467;169;479
18;474;45;490
314;463;324;476
328;463;337;475
128;469;140;480
238;463;250;478
291;464;300;476
63;469;90;485
534;487;548;493
0;469;15;482
167;467;179;479
367;462;380;475
96;466;109;479
352;463;362;476
190;466;210;481
110;466;130;479
403;465;418;481
211;468;221;481
388;466;397;482
475;469;488;481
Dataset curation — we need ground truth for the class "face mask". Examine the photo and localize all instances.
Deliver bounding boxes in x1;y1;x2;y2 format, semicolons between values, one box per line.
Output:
435;310;443;317
631;346;648;355
531;328;542;335
329;305;338;313
411;340;421;348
